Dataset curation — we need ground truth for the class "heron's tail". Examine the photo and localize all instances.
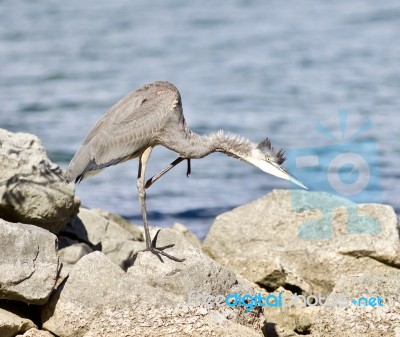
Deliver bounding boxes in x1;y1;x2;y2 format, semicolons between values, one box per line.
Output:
64;145;92;184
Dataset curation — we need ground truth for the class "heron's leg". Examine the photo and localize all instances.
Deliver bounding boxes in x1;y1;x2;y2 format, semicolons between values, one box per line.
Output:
137;147;153;247
132;147;185;263
145;157;191;189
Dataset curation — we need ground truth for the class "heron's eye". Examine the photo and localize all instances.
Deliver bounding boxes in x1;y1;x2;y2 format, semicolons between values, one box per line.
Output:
265;156;271;162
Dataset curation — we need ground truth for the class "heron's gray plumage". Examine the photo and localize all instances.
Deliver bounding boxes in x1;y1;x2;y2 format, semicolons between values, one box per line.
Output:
66;81;282;183
65;81;185;182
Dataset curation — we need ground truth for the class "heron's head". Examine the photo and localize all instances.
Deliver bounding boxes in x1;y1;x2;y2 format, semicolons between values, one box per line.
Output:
245;138;307;189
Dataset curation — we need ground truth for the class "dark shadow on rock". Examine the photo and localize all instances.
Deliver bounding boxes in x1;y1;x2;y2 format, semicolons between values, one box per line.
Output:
0;160;64;207
40;276;68;327
0;299;43;328
60;215;90;246
0;160;78;231
262;322;279;337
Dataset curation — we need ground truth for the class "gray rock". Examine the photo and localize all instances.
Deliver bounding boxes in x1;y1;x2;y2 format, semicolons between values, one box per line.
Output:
203;190;400;295
172;222;202;248
0;128;80;233
64;207;143;246
0;219;59;304
90;208;142;241
63;207;144;268
42;251;126;336
0;308;36;337
129;228;255;297
43;234;264;337
101;238;145;270
57;243;93;286
58;243;93;265
331;270;400;304
310;270;400;336
260;271;400;336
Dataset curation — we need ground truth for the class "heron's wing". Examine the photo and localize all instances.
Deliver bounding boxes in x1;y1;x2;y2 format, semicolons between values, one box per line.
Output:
91;102;162;164
65;82;180;183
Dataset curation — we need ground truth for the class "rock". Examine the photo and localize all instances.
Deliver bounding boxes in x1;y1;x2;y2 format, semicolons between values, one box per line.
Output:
101;238;144;270
42;232;264;337
63;207;144;268
63;207;143;246
58;243;93;265
172;222;202;248
129;228;255;297
258;286;313;335
203;190;400;296
261;271;400;336
265;309;314;336
310;270;400;336
331;270;400;303
42;251;126;336
57;243;93;285
0;219;59;304
16;329;55;337
0;308;36;337
90;208;142;241
0;128;80;234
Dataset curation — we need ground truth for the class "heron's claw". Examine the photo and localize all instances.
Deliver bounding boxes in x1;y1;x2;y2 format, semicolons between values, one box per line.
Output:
131;229;185;264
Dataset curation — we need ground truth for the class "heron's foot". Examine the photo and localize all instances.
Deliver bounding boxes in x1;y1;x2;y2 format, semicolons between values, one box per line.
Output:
131;229;185;264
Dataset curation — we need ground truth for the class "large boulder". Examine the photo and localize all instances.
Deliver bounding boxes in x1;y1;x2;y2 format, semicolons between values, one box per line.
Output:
203;190;400;296
262;269;400;337
0;219;59;304
0;128;79;234
42;231;265;337
129;228;254;297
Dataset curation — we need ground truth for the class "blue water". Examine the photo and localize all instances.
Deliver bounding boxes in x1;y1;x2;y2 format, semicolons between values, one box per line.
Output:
1;1;399;239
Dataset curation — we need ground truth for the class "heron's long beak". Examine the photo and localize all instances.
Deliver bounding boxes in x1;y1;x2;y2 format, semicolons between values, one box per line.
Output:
251;159;308;189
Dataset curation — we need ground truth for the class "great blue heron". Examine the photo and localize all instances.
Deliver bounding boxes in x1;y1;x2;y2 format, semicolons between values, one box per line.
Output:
65;81;306;263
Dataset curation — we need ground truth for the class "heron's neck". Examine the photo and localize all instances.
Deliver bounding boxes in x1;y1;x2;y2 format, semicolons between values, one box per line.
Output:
162;128;254;160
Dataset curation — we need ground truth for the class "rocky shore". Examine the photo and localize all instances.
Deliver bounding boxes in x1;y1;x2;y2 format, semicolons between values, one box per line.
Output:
0;128;399;337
